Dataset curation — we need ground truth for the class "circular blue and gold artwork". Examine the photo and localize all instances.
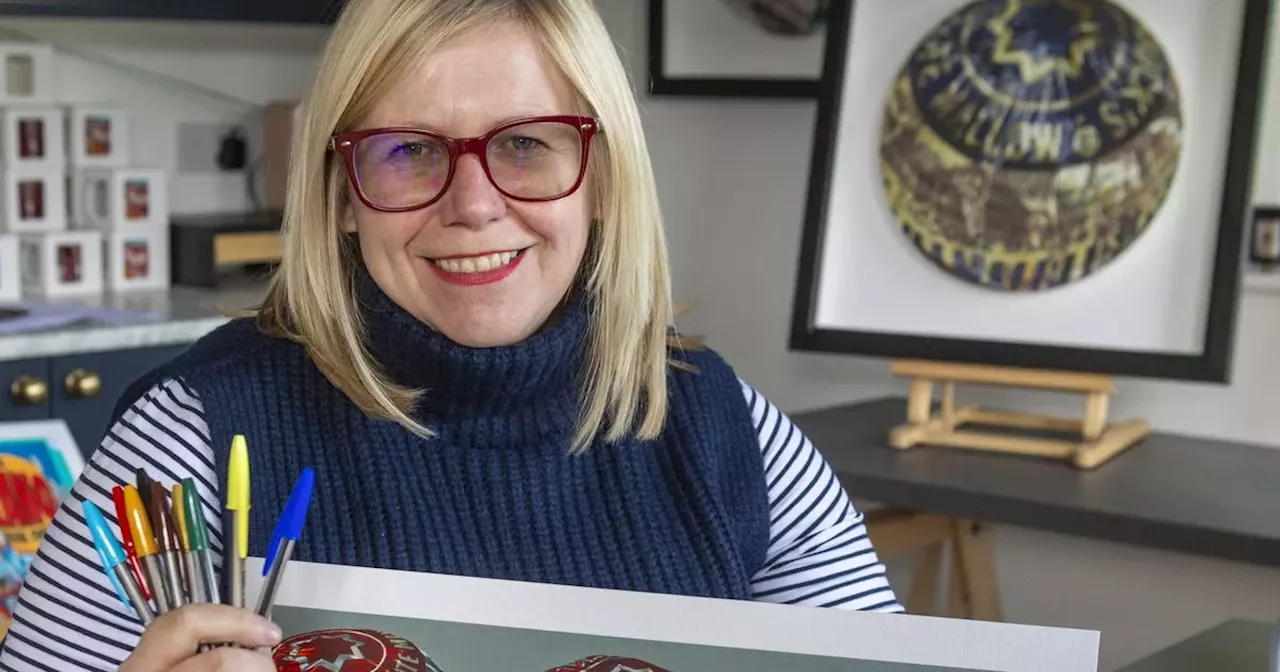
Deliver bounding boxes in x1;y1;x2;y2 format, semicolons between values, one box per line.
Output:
879;0;1183;291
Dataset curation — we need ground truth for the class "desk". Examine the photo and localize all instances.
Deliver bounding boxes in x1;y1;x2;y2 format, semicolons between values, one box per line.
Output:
790;397;1280;567
1117;620;1279;671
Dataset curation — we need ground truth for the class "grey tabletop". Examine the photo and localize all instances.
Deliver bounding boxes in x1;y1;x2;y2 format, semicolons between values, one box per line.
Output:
789;397;1280;567
1117;619;1279;671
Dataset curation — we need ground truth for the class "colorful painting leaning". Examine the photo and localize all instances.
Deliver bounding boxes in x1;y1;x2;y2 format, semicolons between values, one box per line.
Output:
0;422;84;639
879;0;1183;291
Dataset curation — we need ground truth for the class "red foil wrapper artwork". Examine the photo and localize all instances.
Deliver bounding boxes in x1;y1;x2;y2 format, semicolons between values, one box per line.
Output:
273;629;443;672
273;629;672;672
547;655;672;671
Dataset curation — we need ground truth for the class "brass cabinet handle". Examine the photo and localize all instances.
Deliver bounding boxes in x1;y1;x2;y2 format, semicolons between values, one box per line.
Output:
64;368;102;398
9;375;49;405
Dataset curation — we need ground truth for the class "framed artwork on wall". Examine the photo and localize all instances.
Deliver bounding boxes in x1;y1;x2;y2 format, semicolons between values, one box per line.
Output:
788;0;1272;383
647;0;828;98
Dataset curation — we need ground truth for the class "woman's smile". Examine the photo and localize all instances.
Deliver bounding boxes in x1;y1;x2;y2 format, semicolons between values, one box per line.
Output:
425;247;529;285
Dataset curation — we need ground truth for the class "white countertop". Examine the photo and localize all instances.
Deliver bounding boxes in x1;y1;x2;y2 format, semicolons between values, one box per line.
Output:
0;280;269;362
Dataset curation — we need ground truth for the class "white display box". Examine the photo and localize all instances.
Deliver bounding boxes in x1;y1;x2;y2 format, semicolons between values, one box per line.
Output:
240;559;1100;672
0;169;65;233
65;105;130;167
0;233;18;302
0;106;64;169
0;43;55;105
103;224;168;291
71;167;166;229
20;230;103;297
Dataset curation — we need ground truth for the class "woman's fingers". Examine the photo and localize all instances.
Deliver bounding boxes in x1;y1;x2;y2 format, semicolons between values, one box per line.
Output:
170;645;277;670
119;603;281;672
169;646;277;672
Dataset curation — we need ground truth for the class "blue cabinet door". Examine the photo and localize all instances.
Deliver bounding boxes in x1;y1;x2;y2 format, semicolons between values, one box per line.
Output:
0;358;52;424
50;344;187;459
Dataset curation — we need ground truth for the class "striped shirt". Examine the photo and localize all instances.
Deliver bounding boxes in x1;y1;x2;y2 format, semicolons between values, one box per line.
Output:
0;377;901;671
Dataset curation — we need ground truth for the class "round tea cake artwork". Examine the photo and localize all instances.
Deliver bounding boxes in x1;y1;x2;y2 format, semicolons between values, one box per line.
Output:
548;655;672;671
272;629;444;672
722;0;829;36
878;0;1183;291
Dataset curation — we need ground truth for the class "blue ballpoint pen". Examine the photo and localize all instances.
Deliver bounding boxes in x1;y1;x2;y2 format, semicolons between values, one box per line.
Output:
255;468;315;618
82;499;155;625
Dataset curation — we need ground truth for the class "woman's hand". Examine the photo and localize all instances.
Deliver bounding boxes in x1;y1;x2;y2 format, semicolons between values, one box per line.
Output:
118;604;281;672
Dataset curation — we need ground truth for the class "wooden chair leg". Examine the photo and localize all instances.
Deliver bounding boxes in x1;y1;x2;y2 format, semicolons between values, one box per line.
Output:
865;508;1003;621
906;541;943;615
949;519;1003;621
946;540;970;618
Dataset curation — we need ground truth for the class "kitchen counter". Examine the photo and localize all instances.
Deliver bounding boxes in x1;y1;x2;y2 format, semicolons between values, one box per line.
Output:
0;280;268;362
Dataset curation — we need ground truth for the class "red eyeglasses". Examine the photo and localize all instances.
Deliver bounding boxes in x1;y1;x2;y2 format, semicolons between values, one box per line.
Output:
329;114;601;212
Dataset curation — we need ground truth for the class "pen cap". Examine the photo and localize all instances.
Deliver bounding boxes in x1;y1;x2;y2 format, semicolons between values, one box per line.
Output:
122;485;158;557
150;482;182;552
81;499;132;610
171;483;189;550
181;477;210;551
227;435;250;512
82;500;126;567
227;434;251;560
265;468;315;575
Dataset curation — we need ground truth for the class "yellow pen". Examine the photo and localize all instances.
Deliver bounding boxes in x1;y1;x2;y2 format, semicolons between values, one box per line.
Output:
122;485;171;614
225;434;250;608
172;483;202;603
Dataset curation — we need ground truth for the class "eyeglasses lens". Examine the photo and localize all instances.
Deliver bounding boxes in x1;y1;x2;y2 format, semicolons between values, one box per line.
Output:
351;121;585;209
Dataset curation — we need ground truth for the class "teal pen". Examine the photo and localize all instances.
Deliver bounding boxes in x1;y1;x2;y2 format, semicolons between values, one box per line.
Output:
81;499;154;626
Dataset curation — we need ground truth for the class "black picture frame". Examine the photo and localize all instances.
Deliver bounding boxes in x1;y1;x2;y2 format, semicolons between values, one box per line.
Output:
788;0;1272;383
646;0;824;99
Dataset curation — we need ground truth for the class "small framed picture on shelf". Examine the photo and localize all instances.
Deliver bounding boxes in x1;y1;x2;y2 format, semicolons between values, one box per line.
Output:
20;230;103;297
0;106;63;170
0;44;55;106
0;169;65;233
65;106;130;167
70;168;166;229
104;225;168;291
0;233;18;302
1249;206;1280;268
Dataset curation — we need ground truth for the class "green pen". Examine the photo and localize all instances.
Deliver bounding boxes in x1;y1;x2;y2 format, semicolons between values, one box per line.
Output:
182;477;220;605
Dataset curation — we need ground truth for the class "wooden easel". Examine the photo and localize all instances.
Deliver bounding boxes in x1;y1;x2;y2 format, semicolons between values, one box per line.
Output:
888;359;1150;469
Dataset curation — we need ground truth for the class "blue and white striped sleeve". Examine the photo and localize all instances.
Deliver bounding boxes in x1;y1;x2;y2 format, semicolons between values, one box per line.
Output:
741;380;903;613
0;378;221;672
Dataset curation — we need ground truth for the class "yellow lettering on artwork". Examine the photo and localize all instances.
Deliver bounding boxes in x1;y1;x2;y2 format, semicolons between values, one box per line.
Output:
929;87;966;118
1072;124;1100;159
1118;84;1155;116
914;35;954;87
1098;101;1130;140
979;111;1007;157
1016;122;1064;162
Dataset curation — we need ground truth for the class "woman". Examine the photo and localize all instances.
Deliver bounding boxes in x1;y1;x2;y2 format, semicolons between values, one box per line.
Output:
0;0;900;669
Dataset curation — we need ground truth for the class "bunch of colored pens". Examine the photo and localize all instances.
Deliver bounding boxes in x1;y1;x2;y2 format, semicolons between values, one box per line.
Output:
79;433;315;634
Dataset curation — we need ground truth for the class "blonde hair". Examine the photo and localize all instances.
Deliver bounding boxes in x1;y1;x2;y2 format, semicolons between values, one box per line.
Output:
256;0;679;452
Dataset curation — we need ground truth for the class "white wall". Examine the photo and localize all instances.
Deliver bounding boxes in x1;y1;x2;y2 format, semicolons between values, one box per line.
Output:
597;1;1280;670
0;17;329;215
9;5;1280;670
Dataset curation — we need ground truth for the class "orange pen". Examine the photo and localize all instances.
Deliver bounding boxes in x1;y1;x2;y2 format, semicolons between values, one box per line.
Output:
122;485;171;614
110;486;150;602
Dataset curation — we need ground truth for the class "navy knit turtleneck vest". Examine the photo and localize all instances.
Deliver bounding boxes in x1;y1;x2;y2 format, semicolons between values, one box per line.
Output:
112;267;771;600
